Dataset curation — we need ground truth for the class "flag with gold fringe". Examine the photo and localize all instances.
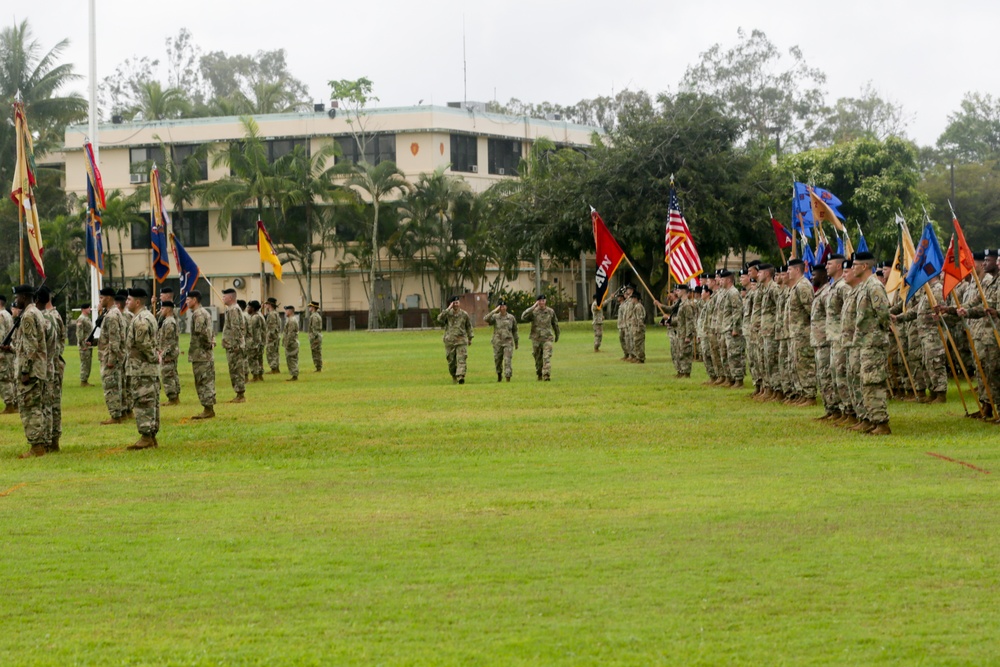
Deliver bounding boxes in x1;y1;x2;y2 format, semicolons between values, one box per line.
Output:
10;100;45;278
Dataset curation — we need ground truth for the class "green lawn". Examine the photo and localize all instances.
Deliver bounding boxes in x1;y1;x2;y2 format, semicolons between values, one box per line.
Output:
2;323;998;665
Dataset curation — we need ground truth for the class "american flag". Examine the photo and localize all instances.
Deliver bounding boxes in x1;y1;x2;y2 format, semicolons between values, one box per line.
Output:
665;186;703;284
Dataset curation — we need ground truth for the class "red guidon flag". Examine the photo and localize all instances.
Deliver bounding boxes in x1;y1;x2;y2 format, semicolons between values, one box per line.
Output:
942;216;974;299
592;208;626;307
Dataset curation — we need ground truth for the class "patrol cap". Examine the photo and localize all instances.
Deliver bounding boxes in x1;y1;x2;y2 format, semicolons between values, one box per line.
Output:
188;290;202;300
237;299;247;309
248;300;261;310
99;287;117;297
161;300;175;308
787;258;805;268
266;297;278;306
309;301;320;309
127;287;148;298
222;288;237;295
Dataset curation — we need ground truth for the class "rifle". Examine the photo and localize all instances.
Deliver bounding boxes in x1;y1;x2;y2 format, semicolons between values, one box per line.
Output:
1;314;23;349
85;307;106;345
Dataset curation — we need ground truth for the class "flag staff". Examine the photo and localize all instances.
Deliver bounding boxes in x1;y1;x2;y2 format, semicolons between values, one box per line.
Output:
665;174;674;294
88;0;101;311
14;91;25;283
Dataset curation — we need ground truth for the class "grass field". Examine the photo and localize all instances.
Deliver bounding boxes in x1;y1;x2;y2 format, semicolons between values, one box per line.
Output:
2;322;999;665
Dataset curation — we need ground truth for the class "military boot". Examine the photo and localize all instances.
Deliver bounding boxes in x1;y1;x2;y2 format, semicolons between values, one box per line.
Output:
19;445;46;459
868;422;892;436
81;381;92;387
229;392;246;404
192;406;215;420
838;414;860;428
269;369;280;374
930;391;947;404
46;437;60;453
2;404;18;414
127;434;158;450
730;380;744;389
286;376;298;382
850;419;875;433
505;376;511;382
100;415;125;425
458;377;465;385
917;391;933;404
497;373;502;383
166;396;180;406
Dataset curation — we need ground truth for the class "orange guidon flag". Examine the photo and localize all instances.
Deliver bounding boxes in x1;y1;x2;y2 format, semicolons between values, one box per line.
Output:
257;220;283;281
592;208;626;307
942;217;975;299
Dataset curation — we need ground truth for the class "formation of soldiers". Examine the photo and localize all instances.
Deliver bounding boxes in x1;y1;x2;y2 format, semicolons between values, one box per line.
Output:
438;294;560;383
2;283;325;458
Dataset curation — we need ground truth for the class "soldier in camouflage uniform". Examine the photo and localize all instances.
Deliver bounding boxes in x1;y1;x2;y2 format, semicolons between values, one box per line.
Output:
955;250;1000;418
307;301;323;372
98;287;126;424
672;286;698;378
157;300;181;405
484;299;519;382
125;288;160;449
755;265;779;400
264;297;282;374
116;290;135;417
221;289;247;403
4;285;49;457
893;276;948;403
852;252;892;434
188;290;217;420
705;274;727;385
627;292;646;363
0;295;16;413
741;266;760;392
810;263;836;419
246;300;266;382
839;260;866;427
77;303;95;387
591;295;604;352
283;305;300;381
238;300;252;387
437;296;474;383
522;294;560;381
39;288;65;451
786;259;816;405
774;267;795;400
716;269;744;387
824;254;850;419
696;286;715;381
615;292;631;360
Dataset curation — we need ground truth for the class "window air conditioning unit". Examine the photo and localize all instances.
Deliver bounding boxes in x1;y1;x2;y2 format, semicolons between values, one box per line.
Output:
130;173;147;184
498;168;505;175
471;165;478;173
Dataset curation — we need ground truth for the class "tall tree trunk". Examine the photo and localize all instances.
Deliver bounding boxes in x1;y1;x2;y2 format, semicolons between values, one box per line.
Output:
368;195;379;330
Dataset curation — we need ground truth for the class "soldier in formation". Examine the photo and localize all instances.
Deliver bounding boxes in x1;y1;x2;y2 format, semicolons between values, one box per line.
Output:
247;300;266;383
283;305;300;382
4;285;50;457
221;288;247;403
157;300;181;406
188;290;217;420
98;286;126;425
0;294;16;413
591;294;604;352
264;297;282;374
124;288;160;450
308;301;323;372
77;303;94;387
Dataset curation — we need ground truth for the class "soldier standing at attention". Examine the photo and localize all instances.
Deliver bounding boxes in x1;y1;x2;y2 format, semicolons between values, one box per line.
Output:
77;303;95;387
98;287;126;425
4;285;49;458
892;276;948;404
754;265;778;400
187;290;217;420
238;300;252;388
717;269;745;387
0;294;16;413
221;288;247;403
810;263;836;420
38;287;65;452
628;292;646;363
522;294;560;381
115;289;135;418
852;252;892;434
125;288;160;450
484;299;519;382
157;300;181;406
615;292;630;360
672;285;697;378
824;254;849;421
246;300;266;382
307;301;323;372
283;305;300;381
437;296;474;384
264;297;281;374
786;258;817;406
591;294;604;352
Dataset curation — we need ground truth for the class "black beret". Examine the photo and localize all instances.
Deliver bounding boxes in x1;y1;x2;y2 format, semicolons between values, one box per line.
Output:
237;300;247;310
248;300;261;309
677;284;690;291
630;292;640;299
222;288;237;295
127;287;148;298
757;263;774;271
828;253;845;261
973;251;986;261
78;303;91;309
843;259;854;270
812;263;826;271
115;289;128;299
160;287;173;294
99;287;116;297
161;300;175;308
536;294;547;300
778;265;788;273
746;260;761;269
693;286;703;293
738;268;748;276
875;269;884;277
717;269;733;278
266;297;278;305
787;258;805;268
188;290;202;300
496;299;506;306
854;251;875;262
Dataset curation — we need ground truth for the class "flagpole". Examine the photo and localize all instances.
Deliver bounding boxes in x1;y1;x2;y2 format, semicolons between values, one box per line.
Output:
623;257;668;319
889;322;919;399
89;0;101;310
952;290;996;418
665;174;674;294
18;198;25;284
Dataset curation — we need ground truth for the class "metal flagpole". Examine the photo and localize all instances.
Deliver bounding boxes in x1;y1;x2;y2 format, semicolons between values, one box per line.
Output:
88;0;101;310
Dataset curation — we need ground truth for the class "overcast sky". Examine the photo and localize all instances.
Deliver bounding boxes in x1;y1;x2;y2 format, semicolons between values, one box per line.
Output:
19;0;996;146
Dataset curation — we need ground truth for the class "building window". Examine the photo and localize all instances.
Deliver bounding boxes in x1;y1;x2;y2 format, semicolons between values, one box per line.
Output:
450;135;478;173
268;138;308;163
335;134;396;166
131;214;151;250
231;210;259;246
129;146;166;182
173;210;210;248
488;139;521;175
171;144;209;180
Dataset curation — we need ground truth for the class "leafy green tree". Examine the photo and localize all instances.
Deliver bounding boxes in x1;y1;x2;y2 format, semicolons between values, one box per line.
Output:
101;190;146;287
200;48;308;114
814;83;910;146
132;81;192;121
936;93;1000;164
920;161;1000;250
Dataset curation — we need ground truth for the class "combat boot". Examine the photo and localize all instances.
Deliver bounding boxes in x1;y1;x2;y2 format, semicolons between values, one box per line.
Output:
930;391;947;404
917;391;933;404
286;376;298;382
81;381;92;387
191;406;215;420
838;414;860;428
458;377;465;384
166;396;180;406
46;437;59;453
229;392;246;404
100;415;125;425
497;373;502;383
795;396;816;407
2;404;18;414
594;345;600;352
19;445;46;459
730;380;744;389
814;410;839;422
127;434;158;450
505;376;511;382
868;422;892;436
850;419;875;433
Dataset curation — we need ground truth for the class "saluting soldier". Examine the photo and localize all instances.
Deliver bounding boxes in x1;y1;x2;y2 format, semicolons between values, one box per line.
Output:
124;287;160;450
264;297;282;374
188;290;217;420
307;301;323;372
5;285;50;458
484;299;519;382
283;305;300;381
221;288;247;403
157;300;181;406
246;300;266;382
0;294;16;413
77;303;95;387
98;286;127;425
438;296;474;384
522;294;560;381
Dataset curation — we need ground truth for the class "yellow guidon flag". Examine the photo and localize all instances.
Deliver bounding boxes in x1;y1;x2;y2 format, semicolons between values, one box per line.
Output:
256;220;283;281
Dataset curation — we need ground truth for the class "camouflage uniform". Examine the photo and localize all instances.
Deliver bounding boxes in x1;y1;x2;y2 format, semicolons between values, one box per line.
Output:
696;294;715;380
120;308;135;414
265;307;282;372
76;312;94;384
248;310;266;379
892;297;928;397
962;271;1000;413
437;306;474;381
841;283;864;420
811;281;835;412
855;274;891;425
788;276;816;400
826;278;850;415
189;306;217;408
757;281;779;393
308;310;323;371
126;307;160;438
628;299;646;363
673;297;698;376
284;312;300;379
617;298;633;360
157;314;181;401
744;286;760;388
708;290;727;381
522;303;560;380
0;308;15;409
484;308;519;380
15;303;49;449
223;303;247;396
99;307;126;420
592;300;604;351
776;284;795;396
43;307;66;443
895;282;948;395
718;284;745;383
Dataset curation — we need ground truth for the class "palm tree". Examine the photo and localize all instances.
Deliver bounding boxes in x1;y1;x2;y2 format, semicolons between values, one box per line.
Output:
101;190;145;287
132;81;191;120
155;138;209;231
346;161;410;329
0;19;86;185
